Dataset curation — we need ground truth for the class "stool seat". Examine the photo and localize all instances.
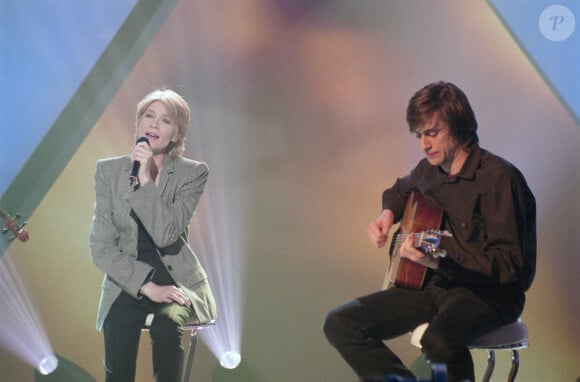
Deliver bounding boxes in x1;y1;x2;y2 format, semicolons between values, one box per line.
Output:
410;319;528;349
410;319;528;382
184;320;216;330
469;319;528;349
143;313;216;330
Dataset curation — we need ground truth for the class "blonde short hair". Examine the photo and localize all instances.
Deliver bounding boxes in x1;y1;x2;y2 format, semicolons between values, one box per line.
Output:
136;89;191;158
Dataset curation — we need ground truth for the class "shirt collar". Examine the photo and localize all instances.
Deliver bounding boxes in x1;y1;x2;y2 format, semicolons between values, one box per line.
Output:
441;144;481;182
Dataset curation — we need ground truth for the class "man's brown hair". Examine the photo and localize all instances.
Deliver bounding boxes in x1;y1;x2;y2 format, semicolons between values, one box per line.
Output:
406;81;479;145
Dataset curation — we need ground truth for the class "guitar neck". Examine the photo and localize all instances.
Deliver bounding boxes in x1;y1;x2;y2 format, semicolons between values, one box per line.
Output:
394;232;431;248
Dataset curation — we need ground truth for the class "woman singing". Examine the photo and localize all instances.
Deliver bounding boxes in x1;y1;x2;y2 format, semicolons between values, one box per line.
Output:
89;89;217;382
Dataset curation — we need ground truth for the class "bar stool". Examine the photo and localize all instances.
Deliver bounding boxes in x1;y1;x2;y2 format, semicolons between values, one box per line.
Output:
143;313;215;382
410;319;529;382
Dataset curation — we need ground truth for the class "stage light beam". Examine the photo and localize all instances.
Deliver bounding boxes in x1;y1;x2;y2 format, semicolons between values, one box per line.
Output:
186;104;248;371
0;251;58;375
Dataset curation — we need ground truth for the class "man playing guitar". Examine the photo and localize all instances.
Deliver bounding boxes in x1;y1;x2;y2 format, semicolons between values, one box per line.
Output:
323;82;536;382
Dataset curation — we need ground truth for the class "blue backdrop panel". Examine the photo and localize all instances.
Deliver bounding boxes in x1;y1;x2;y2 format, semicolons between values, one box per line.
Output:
488;0;579;126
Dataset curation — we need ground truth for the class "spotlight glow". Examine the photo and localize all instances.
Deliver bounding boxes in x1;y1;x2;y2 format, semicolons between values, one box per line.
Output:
0;252;58;375
219;350;241;369
38;354;59;375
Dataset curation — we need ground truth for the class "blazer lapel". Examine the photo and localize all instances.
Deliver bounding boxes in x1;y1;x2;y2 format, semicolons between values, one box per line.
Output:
157;157;176;196
122;156;134;193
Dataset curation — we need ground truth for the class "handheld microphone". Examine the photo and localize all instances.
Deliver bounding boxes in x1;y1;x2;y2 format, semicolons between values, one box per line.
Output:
130;137;150;185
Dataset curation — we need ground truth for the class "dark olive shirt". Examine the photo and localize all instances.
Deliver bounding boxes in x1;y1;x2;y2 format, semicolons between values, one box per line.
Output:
382;145;536;297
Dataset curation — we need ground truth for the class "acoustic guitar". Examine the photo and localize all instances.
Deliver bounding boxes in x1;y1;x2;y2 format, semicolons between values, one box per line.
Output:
382;190;450;290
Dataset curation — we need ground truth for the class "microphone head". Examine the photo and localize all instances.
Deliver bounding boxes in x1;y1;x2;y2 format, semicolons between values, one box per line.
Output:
136;136;150;145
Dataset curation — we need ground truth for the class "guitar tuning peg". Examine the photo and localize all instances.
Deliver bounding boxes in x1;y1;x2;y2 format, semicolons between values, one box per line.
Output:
432;249;446;258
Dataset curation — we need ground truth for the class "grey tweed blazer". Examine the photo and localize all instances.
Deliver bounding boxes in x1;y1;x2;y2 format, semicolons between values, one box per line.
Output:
89;155;216;331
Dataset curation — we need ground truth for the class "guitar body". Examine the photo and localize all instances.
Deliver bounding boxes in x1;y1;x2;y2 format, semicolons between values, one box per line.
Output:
383;191;444;290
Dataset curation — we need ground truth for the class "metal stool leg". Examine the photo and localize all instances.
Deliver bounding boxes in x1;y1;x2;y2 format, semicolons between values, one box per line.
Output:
181;329;198;382
481;349;495;382
507;349;520;382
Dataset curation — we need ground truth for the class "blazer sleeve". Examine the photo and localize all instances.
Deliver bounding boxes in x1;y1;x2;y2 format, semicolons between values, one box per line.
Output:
126;160;209;249
89;159;154;297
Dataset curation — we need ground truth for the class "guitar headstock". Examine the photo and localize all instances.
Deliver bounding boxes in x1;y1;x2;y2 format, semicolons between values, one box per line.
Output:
1;208;29;242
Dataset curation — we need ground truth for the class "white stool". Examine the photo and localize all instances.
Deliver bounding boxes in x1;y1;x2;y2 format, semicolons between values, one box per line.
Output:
410;319;528;382
143;313;215;382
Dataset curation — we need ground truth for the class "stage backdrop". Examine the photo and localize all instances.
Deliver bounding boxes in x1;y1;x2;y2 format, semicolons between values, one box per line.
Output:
1;1;578;381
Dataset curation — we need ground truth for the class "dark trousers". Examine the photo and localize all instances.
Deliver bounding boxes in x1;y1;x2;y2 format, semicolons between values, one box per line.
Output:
103;292;194;382
323;283;522;382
